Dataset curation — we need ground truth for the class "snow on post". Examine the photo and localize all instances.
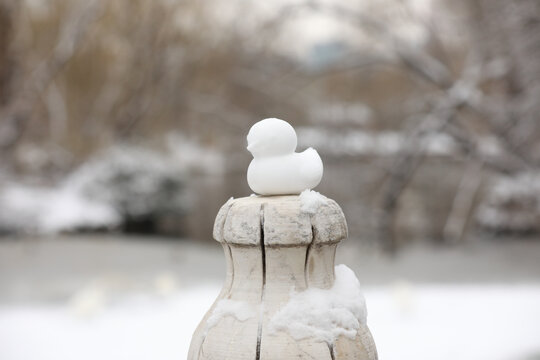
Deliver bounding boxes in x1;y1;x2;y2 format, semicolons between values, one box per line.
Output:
188;119;377;360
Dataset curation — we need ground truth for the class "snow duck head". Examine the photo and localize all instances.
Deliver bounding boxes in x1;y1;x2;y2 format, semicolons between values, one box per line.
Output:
247;118;297;158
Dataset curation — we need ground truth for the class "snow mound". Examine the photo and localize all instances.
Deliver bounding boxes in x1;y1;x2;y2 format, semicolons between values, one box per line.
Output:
205;299;255;335
299;189;328;214
269;264;367;345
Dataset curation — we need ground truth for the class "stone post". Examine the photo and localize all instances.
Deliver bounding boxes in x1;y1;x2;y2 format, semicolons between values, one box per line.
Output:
188;195;378;360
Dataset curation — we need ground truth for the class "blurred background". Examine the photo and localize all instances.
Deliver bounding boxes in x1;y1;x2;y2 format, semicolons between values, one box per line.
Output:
0;0;539;359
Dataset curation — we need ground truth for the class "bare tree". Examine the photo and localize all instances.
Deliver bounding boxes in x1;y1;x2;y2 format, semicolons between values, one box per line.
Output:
267;0;540;251
0;0;102;155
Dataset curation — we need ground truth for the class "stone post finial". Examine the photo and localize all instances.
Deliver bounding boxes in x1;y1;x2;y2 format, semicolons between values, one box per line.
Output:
188;194;378;360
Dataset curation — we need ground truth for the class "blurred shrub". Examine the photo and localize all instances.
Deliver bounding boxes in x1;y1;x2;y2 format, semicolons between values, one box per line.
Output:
477;172;540;234
67;145;190;230
0;143;192;236
0;182;119;235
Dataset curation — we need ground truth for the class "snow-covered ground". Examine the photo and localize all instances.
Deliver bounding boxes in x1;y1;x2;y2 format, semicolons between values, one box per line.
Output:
1;236;540;360
1;283;539;360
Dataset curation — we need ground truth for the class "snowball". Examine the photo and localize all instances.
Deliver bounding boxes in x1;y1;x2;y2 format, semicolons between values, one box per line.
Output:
269;264;367;345
299;189;328;214
204;299;255;335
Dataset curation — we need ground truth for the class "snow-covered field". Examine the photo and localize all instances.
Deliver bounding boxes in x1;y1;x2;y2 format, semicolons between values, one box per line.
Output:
2;236;540;359
1;283;539;360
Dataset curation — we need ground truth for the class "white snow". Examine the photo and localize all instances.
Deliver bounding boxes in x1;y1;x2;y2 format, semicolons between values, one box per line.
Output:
309;102;373;126
476;172;540;232
64;145;190;219
0;184;120;234
269;264;366;345
166;133;226;175
0;285;218;360
296;127;502;157
0;140;212;235
299;189;328;214
204;299;256;335
1;283;540;360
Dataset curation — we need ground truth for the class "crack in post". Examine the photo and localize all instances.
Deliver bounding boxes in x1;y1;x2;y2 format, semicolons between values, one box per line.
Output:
304;225;315;288
328;342;336;360
255;204;266;360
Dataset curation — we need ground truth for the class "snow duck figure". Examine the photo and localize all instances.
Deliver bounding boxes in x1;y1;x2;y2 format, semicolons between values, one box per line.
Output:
247;118;323;195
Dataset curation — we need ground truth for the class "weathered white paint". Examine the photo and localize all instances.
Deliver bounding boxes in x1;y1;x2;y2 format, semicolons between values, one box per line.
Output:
188;195;378;360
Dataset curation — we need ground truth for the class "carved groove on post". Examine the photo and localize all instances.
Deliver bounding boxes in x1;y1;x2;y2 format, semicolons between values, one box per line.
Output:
255;204;266;360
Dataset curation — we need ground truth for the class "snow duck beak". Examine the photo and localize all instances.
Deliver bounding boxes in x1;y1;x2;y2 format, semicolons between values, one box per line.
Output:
247;141;258;153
